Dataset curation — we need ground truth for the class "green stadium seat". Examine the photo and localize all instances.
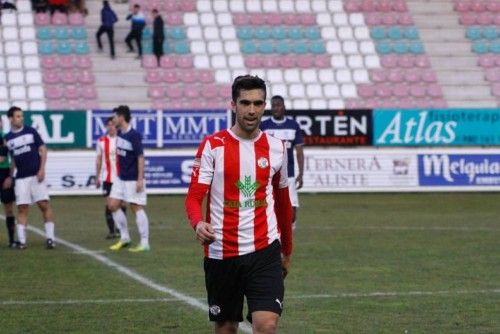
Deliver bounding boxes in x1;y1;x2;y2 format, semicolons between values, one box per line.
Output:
54;27;70;40
173;41;190;54
409;41;425;54
142;27;152;40
370;26;386;40
275;41;291;54
472;41;489;54
271;27;287;40
490;41;500;54
72;27;87;40
74;41;90;54
57;41;72;54
404;27;419;40
292;41;308;54
259;41;274;54
376;41;392;54
393;41;409;54
304;27;321;40
287;27;303;40
466;26;483;40
163;40;173;54
309;41;326;54
387;26;403;40
38;41;54;54
254;26;271;40
237;27;253;40
37;27;52;40
241;40;257;54
142;41;153;54
483;27;497;40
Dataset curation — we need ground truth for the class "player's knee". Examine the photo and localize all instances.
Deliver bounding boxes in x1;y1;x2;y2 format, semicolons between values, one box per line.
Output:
253;320;277;334
215;321;238;334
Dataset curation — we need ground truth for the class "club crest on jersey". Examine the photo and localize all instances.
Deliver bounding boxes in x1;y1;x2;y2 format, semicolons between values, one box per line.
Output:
257;157;269;169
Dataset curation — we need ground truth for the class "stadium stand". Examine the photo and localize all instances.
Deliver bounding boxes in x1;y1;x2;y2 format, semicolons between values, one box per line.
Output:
1;0;499;110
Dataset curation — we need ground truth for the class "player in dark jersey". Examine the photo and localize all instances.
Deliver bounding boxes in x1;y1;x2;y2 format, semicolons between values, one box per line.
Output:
0;117;17;248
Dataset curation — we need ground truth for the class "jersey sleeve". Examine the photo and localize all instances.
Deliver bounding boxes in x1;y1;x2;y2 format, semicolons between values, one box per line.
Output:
277;141;288;188
185;137;213;228
33;128;44;148
293;121;304;146
132;132;144;157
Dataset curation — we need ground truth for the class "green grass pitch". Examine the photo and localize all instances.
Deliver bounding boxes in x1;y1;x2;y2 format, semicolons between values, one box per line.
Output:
1;193;499;333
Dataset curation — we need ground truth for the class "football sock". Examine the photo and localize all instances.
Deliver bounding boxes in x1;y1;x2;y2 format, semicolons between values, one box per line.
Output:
105;207;115;233
136;209;149;246
17;224;26;244
292;220;297;231
45;222;55;240
6;216;15;243
112;209;130;241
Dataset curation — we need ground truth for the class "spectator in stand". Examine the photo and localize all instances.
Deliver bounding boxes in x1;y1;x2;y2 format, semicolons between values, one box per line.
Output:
152;9;164;66
96;0;118;59
125;4;146;59
31;0;48;13
48;0;69;14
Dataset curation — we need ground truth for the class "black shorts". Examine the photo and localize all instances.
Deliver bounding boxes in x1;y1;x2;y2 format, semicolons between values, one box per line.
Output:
0;168;15;204
204;240;284;323
102;181;113;197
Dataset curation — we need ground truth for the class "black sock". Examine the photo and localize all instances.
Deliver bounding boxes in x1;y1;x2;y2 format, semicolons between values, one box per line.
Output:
6;216;15;244
105;207;115;234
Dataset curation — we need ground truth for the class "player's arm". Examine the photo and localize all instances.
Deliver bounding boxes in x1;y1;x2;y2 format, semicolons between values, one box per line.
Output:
136;154;145;192
95;148;102;188
295;144;304;189
0;139;7;164
273;144;293;277
37;144;47;182
185;138;215;245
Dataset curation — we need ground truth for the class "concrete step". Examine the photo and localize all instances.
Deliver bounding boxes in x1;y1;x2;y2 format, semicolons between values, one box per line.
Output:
437;71;486;84
446;100;498;108
430;56;479;70
442;86;494;99
419;28;465;42
407;1;453;14
424;41;471;55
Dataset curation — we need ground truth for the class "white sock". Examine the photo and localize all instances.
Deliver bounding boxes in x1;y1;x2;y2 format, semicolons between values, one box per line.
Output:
44;222;55;240
112;209;130;242
292;221;297;231
17;224;26;244
136;209;149;247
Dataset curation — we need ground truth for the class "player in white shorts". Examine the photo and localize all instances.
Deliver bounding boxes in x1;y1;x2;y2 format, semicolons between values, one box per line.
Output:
4;106;56;249
260;95;304;231
108;105;150;252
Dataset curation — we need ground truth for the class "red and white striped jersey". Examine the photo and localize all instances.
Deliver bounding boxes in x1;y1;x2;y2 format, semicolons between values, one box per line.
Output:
188;129;289;259
96;135;119;183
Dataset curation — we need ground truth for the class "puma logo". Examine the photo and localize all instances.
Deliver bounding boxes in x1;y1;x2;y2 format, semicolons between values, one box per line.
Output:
275;298;283;309
214;136;225;143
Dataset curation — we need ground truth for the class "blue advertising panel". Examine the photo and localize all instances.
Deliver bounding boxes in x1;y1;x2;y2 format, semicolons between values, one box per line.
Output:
90;110;158;148
162;109;229;147
418;154;500;186
144;155;193;189
374;109;500;146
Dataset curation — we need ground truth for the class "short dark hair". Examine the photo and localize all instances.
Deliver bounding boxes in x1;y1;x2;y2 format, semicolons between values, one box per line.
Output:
7;106;22;118
231;75;266;102
271;95;284;103
106;116;114;124
134;4;140;8
114;105;131;123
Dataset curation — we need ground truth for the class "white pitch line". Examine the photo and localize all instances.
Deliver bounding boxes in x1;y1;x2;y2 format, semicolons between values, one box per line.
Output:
25;225;254;334
302;225;500;232
0;298;183;306
286;289;500;299
3;288;500;307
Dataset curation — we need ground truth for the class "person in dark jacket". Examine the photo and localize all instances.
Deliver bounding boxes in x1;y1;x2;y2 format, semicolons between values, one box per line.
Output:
125;4;146;59
96;1;118;59
152;9;164;65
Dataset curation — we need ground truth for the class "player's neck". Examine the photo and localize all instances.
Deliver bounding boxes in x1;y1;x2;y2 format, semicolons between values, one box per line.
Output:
230;126;261;140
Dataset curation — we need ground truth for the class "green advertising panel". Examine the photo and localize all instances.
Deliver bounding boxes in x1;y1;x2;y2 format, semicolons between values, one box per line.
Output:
0;110;87;148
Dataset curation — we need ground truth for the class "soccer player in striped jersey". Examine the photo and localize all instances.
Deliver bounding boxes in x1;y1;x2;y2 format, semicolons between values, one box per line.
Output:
4;106;56;250
108;105;150;252
260;95;304;231
185;75;293;333
96;116;122;239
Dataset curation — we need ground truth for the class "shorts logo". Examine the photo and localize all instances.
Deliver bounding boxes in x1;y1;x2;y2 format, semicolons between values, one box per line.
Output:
209;305;221;316
275;298;283;310
257;157;269;169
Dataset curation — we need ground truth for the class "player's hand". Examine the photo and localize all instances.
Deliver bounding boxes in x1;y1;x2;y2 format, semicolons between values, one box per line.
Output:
195;222;215;245
296;174;303;190
136;179;144;192
281;255;291;278
3;176;12;190
96;177;101;189
37;169;45;182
